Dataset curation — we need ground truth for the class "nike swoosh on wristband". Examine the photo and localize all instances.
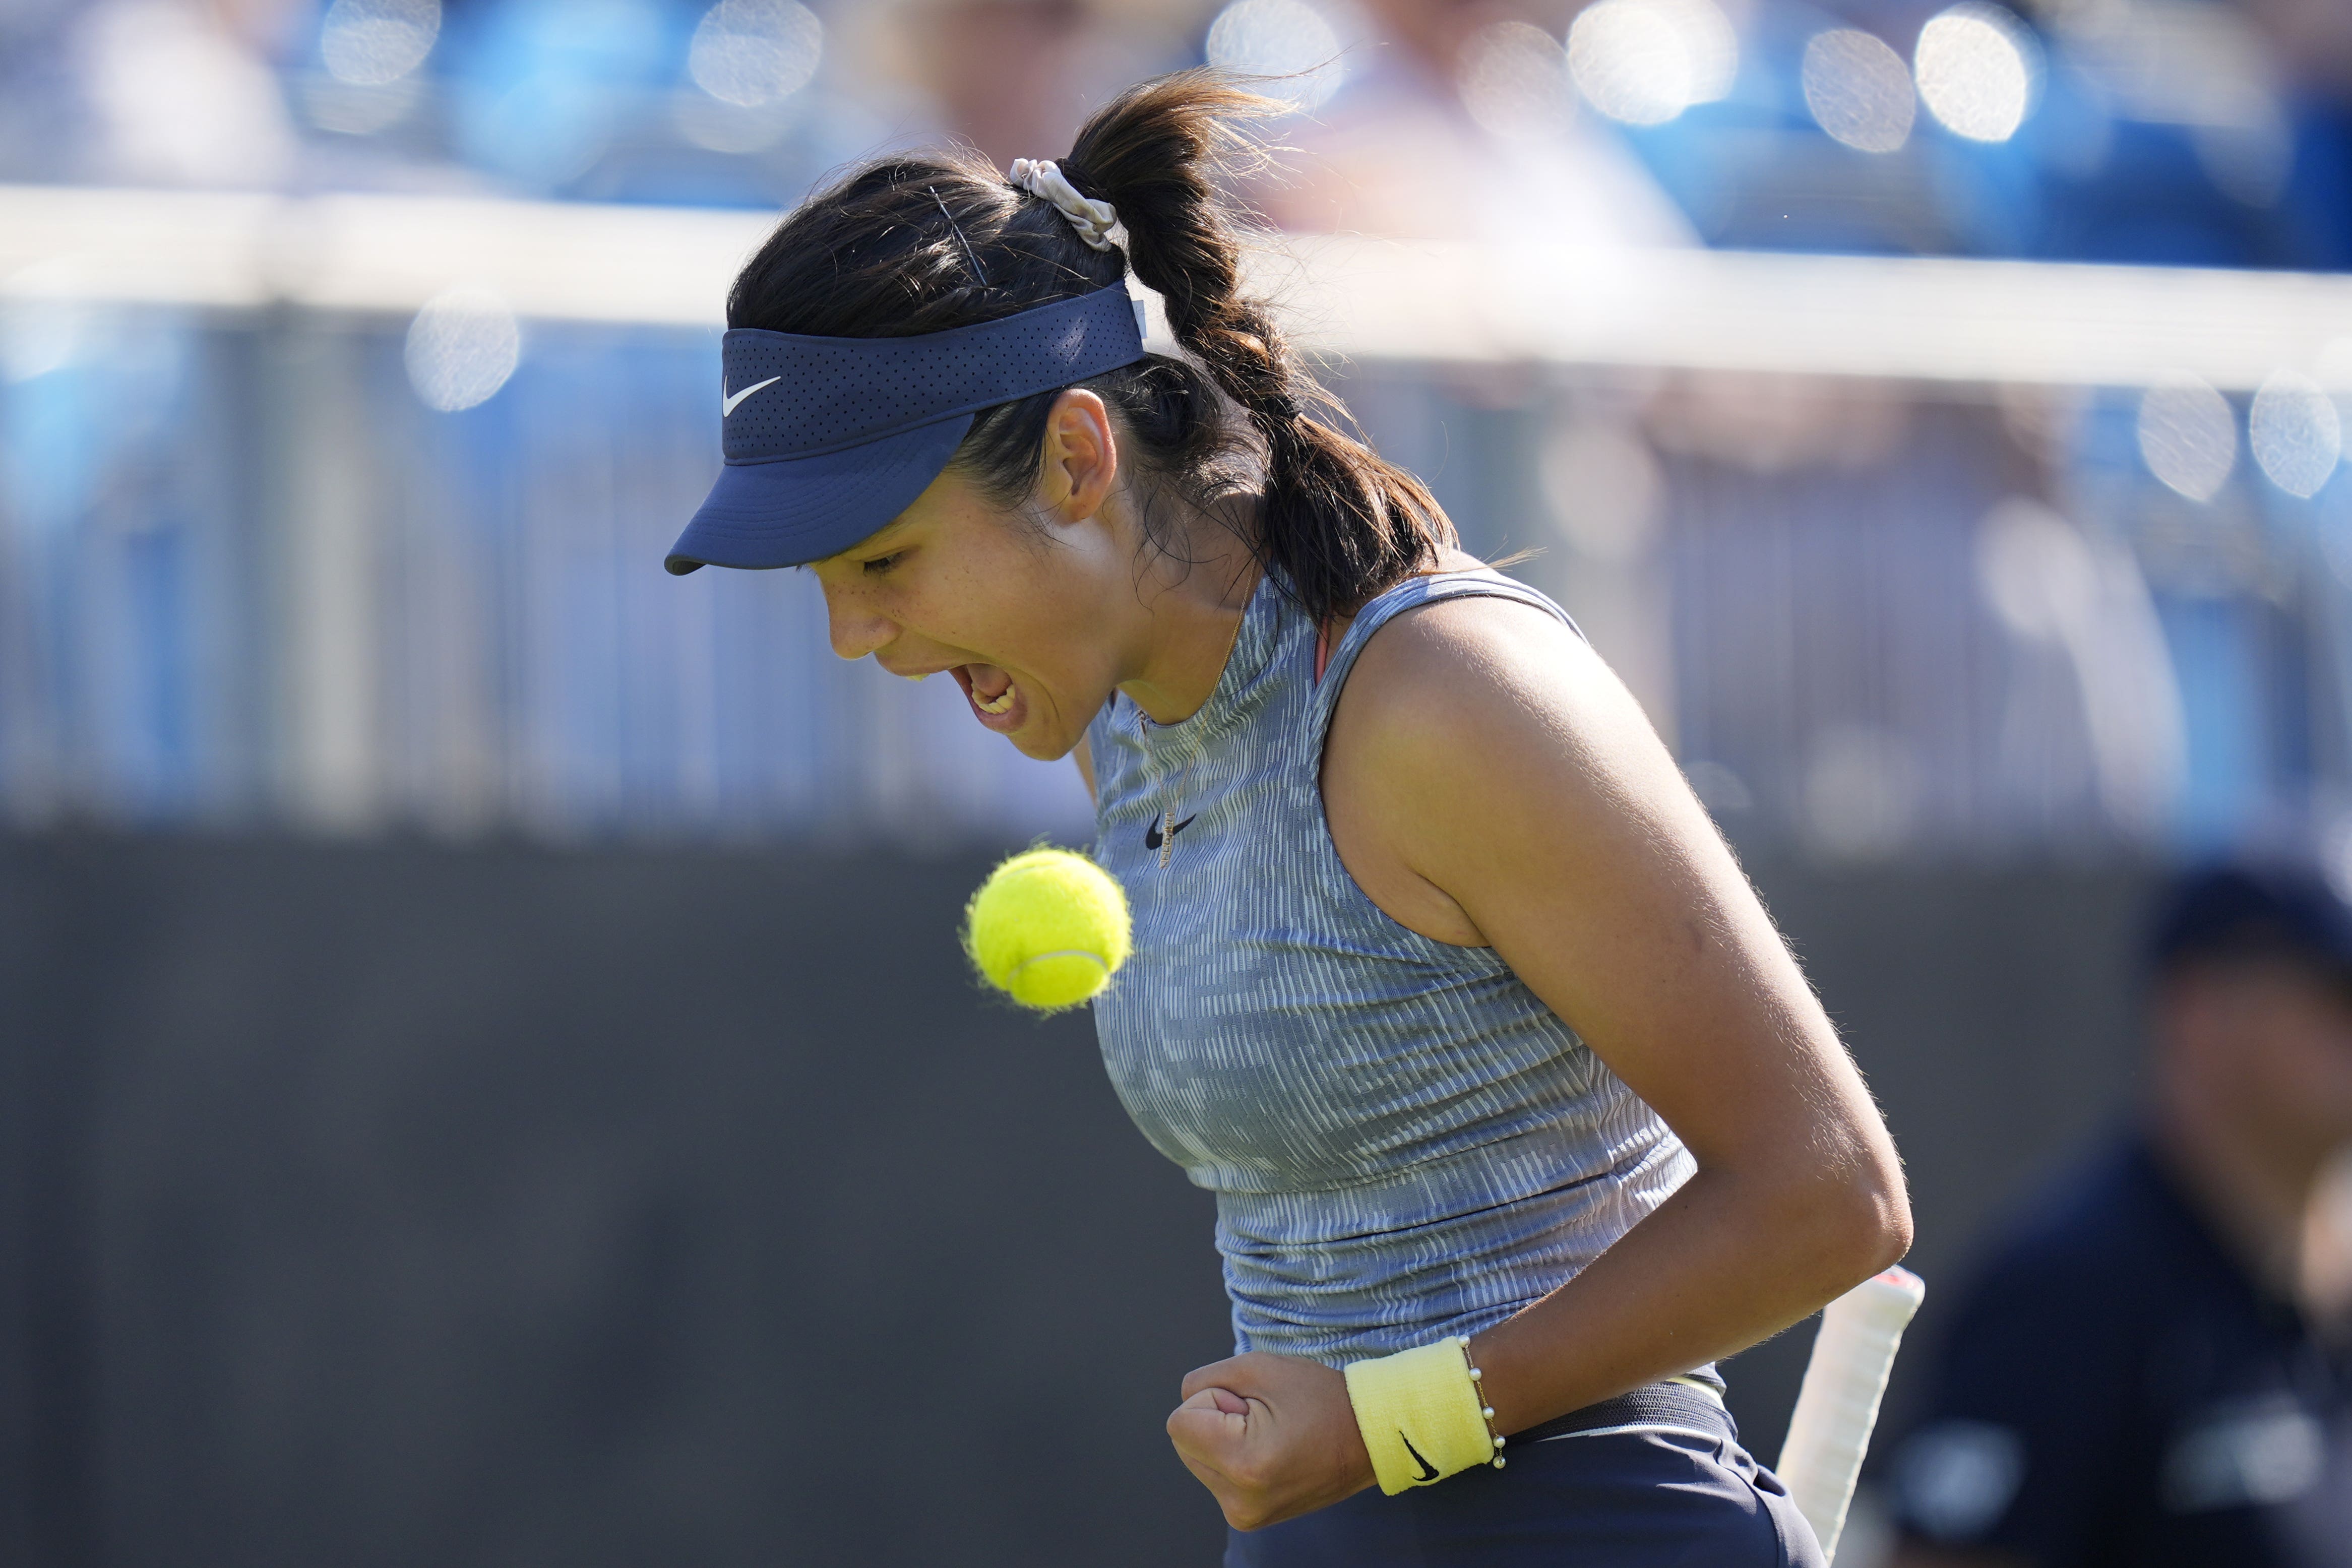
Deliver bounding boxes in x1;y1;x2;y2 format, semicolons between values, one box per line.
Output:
721;375;782;417
1400;1432;1440;1483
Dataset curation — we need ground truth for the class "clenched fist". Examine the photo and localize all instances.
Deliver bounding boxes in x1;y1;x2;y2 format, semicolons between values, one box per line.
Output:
1165;1351;1377;1531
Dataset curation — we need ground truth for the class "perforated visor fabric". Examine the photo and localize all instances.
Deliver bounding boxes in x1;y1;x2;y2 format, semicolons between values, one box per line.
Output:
666;284;1147;574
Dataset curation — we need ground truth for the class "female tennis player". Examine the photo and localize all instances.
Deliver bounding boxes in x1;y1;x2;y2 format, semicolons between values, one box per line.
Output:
666;73;1911;1565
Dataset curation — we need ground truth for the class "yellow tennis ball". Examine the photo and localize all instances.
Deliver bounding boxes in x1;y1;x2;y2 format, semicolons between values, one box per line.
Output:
962;848;1132;1012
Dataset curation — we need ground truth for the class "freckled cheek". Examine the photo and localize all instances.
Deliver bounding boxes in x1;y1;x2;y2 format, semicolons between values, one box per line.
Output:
880;583;977;655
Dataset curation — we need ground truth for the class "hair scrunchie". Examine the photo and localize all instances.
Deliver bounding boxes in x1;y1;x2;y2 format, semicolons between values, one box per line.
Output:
1009;158;1119;252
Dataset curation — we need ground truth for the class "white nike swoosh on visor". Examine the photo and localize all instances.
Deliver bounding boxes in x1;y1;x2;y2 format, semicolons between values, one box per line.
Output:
721;375;781;417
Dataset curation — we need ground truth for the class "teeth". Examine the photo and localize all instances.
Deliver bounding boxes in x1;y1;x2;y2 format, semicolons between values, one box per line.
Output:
975;681;1017;715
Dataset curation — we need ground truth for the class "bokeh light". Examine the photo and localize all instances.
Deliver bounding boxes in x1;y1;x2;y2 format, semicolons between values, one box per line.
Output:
0;302;82;384
1977;497;2096;642
1459;20;1572;141
1803;29;1915;154
2249;370;2343;499
404;287;521;413
2;261;90;383
1804;724;1922;859
1543;420;1663;562
2137;373;2238;503
1205;0;1345;113
688;0;823;108
320;0;442;87
1914;3;2039;144
1568;0;1739;129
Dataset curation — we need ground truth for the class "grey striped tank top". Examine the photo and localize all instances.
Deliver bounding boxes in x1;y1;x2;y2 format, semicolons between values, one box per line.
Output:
1086;567;1699;1365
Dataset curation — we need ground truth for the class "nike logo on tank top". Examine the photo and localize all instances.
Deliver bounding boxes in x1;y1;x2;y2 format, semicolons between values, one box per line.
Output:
1085;568;1700;1365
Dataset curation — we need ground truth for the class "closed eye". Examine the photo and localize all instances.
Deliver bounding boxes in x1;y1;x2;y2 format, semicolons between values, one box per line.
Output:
862;551;907;576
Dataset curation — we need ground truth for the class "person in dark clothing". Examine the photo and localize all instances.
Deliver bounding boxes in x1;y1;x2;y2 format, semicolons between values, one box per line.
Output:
1890;865;2352;1568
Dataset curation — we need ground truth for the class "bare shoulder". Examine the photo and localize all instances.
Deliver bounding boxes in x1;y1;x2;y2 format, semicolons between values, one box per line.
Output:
1335;584;1626;766
1322;581;1650;947
1330;553;1590;715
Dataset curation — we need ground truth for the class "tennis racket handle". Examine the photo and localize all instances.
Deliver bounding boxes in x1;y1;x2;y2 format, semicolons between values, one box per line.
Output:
1774;1266;1926;1564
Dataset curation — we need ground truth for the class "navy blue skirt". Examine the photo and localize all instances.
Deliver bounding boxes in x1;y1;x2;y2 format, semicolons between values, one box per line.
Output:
1224;1385;1825;1568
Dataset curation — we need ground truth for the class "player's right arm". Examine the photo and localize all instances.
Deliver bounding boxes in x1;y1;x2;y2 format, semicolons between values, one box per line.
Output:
1338;596;1913;1427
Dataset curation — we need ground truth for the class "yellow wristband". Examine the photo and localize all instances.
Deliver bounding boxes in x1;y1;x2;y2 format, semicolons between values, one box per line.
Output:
1342;1337;1499;1495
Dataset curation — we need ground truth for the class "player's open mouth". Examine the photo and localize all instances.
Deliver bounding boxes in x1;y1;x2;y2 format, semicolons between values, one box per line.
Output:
952;664;1025;730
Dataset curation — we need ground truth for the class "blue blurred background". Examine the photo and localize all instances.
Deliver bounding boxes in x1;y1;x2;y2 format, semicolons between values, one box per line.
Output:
0;0;2347;856
2;2;2350;1564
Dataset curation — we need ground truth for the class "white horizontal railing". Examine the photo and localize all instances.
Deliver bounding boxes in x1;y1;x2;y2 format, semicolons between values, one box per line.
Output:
5;183;2352;390
0;185;766;328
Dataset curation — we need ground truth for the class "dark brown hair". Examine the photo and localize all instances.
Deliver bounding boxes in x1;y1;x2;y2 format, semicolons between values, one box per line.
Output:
726;72;1457;624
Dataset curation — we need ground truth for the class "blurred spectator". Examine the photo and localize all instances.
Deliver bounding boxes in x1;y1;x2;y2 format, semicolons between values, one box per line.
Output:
2238;0;2352;89
1888;864;2352;1568
2232;0;2352;266
843;0;1200;166
70;0;304;186
1217;0;1694;244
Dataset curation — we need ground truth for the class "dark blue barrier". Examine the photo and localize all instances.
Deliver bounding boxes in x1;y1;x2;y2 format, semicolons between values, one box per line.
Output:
0;833;2153;1565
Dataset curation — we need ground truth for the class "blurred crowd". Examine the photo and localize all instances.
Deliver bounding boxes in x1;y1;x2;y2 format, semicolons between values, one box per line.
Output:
1;0;2349;269
2;1;2349;855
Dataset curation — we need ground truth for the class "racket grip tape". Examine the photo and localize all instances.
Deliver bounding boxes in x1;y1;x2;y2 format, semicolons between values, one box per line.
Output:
1774;1266;1926;1563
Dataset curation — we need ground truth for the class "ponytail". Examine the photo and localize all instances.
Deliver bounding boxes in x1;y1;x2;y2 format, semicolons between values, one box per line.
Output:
1063;74;1456;622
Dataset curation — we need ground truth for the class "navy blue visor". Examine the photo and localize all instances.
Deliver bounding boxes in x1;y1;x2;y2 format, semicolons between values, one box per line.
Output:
666;283;1148;574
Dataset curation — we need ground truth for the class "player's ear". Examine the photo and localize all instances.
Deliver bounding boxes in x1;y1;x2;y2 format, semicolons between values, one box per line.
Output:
1036;389;1118;524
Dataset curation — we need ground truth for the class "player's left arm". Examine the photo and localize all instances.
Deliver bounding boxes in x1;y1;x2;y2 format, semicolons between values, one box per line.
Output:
1169;596;1910;1529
